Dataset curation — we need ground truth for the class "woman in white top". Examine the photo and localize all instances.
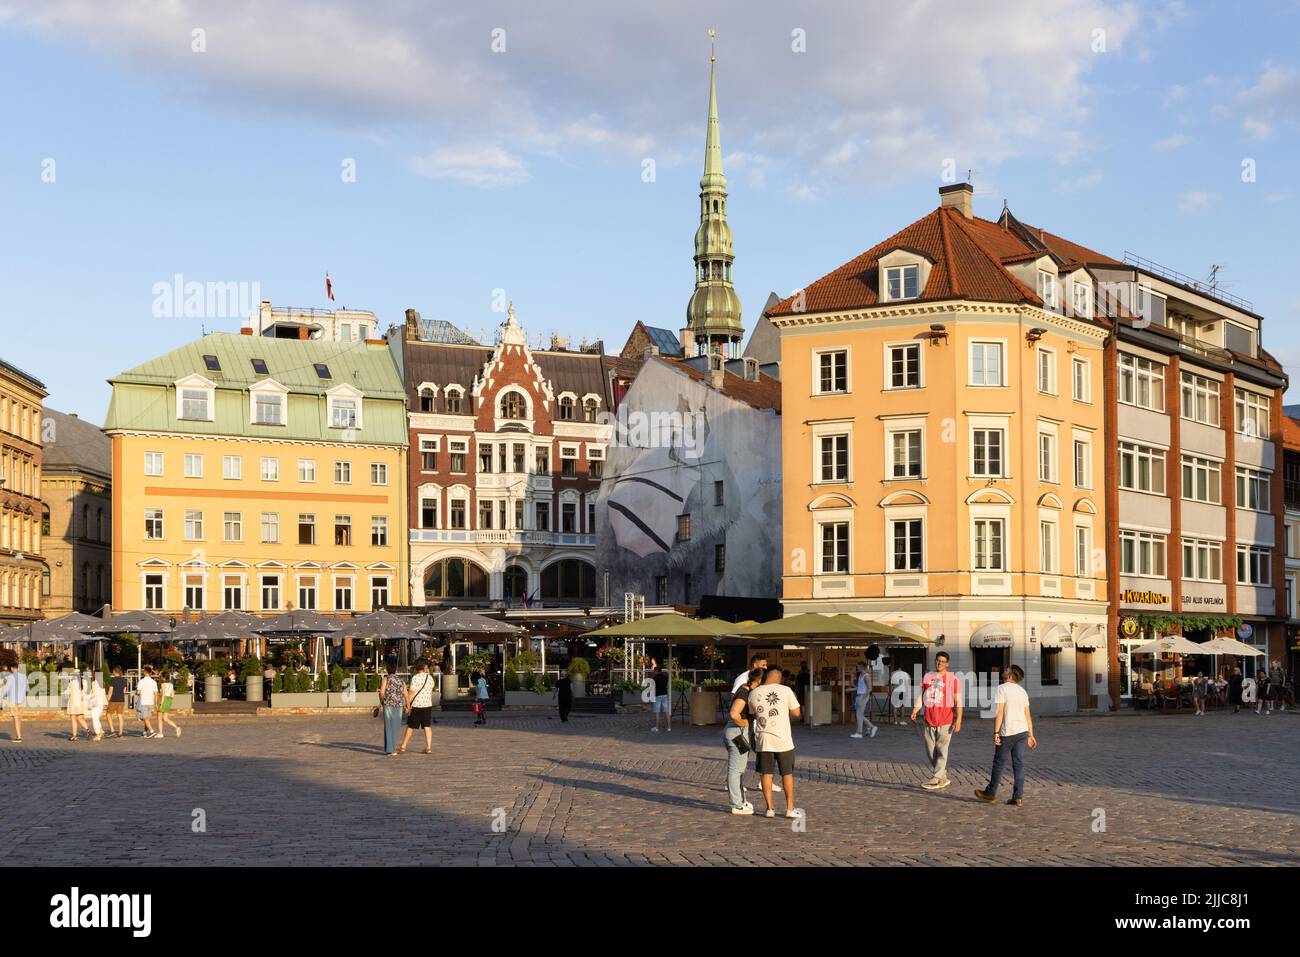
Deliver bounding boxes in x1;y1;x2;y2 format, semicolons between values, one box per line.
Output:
65;672;90;741
87;672;107;741
158;674;182;738
974;664;1037;807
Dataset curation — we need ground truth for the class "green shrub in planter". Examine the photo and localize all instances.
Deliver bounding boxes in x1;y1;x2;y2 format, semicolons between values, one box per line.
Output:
176;667;191;694
567;657;590;678
314;671;328;693
504;666;520;691
329;665;345;693
241;657;264;679
296;670;313;694
367;672;382;692
199;659;228;679
513;651;541;673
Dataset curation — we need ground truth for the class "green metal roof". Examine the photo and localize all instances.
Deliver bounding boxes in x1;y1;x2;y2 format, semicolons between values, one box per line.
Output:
104;333;407;445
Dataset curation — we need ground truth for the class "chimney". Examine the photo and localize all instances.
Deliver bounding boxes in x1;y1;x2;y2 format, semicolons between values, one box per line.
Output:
404;308;422;342
742;357;759;381
240;326;254;336
709;352;725;390
644;345;660;360
938;182;974;219
680;327;695;357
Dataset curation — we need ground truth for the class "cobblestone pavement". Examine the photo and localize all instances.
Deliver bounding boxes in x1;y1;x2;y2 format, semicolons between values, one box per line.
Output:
2;709;1296;866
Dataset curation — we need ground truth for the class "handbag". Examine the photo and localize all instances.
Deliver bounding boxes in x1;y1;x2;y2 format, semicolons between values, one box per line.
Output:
732;730;751;755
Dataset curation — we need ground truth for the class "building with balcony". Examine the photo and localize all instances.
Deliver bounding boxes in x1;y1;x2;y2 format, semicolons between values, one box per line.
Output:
0;358;47;624
770;185;1112;714
40;409;111;616
1282;414;1300;677
104;330;409;616
394;305;612;608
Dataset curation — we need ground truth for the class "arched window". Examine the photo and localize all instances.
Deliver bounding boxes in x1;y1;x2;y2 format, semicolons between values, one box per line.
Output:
81;505;89;538
445;389;463;414
424;558;489;600
96;565;106;602
419;387;435;413
500;392;526;420
503;565;528;602
583;398;598;423
97;508;104;541
541;560;596;602
81;563;90;599
558;396;575;421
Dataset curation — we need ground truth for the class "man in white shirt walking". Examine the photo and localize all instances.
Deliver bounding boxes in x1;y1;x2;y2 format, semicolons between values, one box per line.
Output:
134;666;160;738
975;664;1037;807
850;661;877;739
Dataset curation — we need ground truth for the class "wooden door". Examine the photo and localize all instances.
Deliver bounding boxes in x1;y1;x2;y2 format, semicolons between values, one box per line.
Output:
1075;649;1098;710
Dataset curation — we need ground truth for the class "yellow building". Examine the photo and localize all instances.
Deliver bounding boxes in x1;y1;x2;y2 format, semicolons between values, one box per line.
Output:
769;185;1111;713
1;358;47;624
104;331;409;616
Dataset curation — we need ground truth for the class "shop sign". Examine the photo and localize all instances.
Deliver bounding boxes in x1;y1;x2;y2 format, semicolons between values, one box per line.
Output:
1236;623;1254;641
1121;588;1169;606
1119;617;1140;638
1182;594;1225;607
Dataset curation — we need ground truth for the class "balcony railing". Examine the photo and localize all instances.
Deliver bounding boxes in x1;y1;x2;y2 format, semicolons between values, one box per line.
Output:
1123;252;1254;312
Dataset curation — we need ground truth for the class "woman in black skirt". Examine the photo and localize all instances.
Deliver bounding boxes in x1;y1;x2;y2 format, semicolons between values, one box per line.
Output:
1228;666;1244;714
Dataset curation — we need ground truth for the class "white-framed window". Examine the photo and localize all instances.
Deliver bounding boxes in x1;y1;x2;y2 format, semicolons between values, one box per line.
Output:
1120;529;1168;577
183;574;205;611
298;459;317;482
334;514;352;546
297;576;318;611
1182;538;1223;582
297;513;316;545
371;515;388;547
886;343;921;389
184;509;204;541
560;445;579;479
223;511;242;542
1181;455;1222;504
252;389;285;426
1074;525;1092;577
972;428;1005;477
969;341;1005;387
184;453;204;479
260;457;279;481
178;385;213;421
1180;372;1220;425
1071;357;1091;403
818;520;850;573
260;574;282;611
261;512;279;544
144;452;164;477
371;462;388;485
444;387;464;415
371;576;390;609
1236;545;1272;586
889;429;923;479
1073;437;1092;488
144;508;164;540
449;439;468;473
1037;270;1058;309
819;434;849;482
419;436;439;471
334;461;352;484
1039;519;1059;574
1119;442;1166;494
815;350;849;395
884;264;920;301
329;396;359;430
890;518;923;571
143;573;164;610
222;574;245;611
1038;431;1058;483
1118;354;1165;411
1234;388;1269;439
419;493;438;529
334;577;354;612
222;455;242;480
973;517;1006;571
450;497;468;529
1036;347;1057;395
1236;467;1271;512
1072;280;1092;318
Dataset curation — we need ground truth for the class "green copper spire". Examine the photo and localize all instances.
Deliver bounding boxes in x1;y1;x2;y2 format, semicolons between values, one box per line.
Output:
686;29;743;358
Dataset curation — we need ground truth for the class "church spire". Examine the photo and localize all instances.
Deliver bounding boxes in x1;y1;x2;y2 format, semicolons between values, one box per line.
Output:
684;29;743;359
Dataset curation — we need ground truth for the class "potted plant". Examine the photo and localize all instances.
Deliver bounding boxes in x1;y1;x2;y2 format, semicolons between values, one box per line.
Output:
271;666;329;709
328;668;379;709
568;657;590;698
242;657;265;705
690;678;727;726
170;666;194;712
614;677;651;707
199;659;227;703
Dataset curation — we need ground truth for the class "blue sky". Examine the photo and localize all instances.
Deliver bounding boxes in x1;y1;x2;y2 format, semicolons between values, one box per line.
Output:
1;0;1298;420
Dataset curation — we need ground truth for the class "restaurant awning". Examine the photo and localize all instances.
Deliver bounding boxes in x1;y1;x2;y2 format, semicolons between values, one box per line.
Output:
1075;625;1107;650
970;623;1013;648
1040;624;1072;648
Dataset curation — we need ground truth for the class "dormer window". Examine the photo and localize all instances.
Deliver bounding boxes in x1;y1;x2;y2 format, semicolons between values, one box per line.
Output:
203;354;222;372
1072;281;1092;318
255;393;283;425
419;387;435;413
444;388;463;414
181;388;210;421
583;398;599;422
558;396;575;421
330;397;358;429
885;264;919;301
1037;270;1058;310
500;392;527;420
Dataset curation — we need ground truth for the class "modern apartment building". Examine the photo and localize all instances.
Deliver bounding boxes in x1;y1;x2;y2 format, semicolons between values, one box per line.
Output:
0;358;47;624
392;305;611;608
1279;416;1299;677
40;409;112;616
770;185;1112;713
104;330;409;616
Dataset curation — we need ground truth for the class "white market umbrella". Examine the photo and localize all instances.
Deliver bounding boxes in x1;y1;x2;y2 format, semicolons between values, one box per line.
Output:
1198;637;1265;656
1130;636;1207;656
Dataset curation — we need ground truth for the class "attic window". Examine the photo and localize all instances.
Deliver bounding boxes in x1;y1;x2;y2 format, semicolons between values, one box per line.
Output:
885;265;919;301
203;354;222;372
1038;271;1059;309
251;358;269;375
313;363;332;380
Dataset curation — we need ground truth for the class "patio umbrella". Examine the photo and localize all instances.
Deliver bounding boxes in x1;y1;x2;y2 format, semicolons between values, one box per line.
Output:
80;610;174;674
1197;637;1266;656
735;613;916;640
1130;636;1207;656
341;610;424;668
254;610;340;671
420;608;524;636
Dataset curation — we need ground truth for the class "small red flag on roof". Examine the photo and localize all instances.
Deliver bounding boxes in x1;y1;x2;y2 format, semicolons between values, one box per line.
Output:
325;272;335;301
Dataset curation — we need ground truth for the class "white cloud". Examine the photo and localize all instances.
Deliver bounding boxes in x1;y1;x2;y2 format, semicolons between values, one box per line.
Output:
1151;133;1190;151
410;145;529;188
1238;63;1300;139
0;0;1143;194
1059;170;1103;191
1177;190;1215;213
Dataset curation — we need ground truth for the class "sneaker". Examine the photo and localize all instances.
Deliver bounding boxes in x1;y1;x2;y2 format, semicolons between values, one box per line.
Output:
1006;798;1024;807
785;808;803;820
974;789;996;803
175;727;182;738
869;726;878;738
932;778;952;791
920;777;940;789
773;783;783;793
850;732;863;739
730;804;754;816
764;809;776;818
651;727;659;732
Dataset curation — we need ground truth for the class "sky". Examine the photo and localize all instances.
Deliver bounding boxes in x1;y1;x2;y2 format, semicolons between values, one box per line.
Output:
1;0;1298;421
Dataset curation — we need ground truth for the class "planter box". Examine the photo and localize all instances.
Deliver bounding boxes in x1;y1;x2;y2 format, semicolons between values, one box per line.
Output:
327;691;380;709
170;693;193;712
270;692;329;710
690;689;721;726
504;690;554;707
620;690;650;707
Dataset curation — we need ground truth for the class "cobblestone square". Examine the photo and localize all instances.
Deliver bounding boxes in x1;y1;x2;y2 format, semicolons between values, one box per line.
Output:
2;710;1296;867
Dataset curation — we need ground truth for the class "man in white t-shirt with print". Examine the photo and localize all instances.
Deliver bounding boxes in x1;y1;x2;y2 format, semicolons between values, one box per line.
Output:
747;667;802;820
134;666;159;739
975;664;1037;807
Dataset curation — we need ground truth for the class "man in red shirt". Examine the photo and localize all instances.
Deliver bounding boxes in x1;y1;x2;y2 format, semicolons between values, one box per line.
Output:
910;651;962;790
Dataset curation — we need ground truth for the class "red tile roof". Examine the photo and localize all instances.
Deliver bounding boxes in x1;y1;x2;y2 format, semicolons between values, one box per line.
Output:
664;359;782;414
1283;414;1300;450
767;205;1120;318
